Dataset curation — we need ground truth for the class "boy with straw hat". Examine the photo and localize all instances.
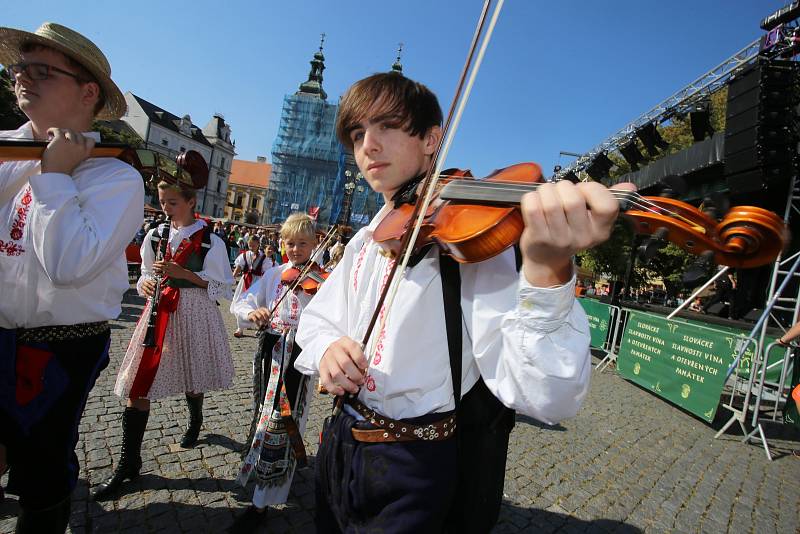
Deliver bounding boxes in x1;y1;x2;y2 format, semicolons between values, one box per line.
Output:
0;22;143;533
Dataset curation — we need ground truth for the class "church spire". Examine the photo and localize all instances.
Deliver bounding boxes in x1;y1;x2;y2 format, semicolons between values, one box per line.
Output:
298;33;327;99
391;42;403;73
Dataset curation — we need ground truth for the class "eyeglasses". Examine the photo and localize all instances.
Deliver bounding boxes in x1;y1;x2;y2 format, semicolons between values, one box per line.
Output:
5;62;85;82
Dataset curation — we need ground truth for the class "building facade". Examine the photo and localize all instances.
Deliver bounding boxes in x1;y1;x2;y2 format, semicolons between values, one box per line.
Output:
225;157;272;225
122;92;234;217
263;38;385;231
202;114;236;218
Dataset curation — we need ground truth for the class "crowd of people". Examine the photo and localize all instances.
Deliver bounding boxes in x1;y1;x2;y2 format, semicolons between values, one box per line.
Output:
575;274;740;318
1;21;631;534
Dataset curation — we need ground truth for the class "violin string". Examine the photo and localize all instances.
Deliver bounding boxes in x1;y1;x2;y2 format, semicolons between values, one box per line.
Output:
366;0;505;369
442;180;704;228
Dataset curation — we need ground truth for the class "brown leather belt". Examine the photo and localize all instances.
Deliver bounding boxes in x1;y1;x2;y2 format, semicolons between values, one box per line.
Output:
347;398;456;443
17;321;109;344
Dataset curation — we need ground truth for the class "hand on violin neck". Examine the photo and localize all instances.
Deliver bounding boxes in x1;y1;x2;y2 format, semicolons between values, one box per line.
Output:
519;181;635;287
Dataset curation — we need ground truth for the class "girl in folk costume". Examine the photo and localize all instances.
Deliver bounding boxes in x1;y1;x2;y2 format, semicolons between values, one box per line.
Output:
229;213;320;529
232;235;268;338
91;180;235;502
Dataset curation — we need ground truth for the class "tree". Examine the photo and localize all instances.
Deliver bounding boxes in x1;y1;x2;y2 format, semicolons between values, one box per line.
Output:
637;243;695;297
579;87;730;294
576;219;634;281
0;72;26;130
92;121;143;147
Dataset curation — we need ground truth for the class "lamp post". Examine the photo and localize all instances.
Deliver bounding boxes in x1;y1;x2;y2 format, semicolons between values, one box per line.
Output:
342;170;356;227
338;170;366;236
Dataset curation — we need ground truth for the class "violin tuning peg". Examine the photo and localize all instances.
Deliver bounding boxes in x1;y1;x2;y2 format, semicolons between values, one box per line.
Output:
636;228;669;264
658;175;688;199
701;193;731;220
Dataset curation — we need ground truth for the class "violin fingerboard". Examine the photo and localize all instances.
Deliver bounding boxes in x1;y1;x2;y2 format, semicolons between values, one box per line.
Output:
438;181;530;206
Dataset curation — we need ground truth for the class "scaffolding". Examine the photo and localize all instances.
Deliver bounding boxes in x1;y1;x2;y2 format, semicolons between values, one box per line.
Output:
265;92;384;230
328;147;385;229
555;38;762;179
266;93;340;225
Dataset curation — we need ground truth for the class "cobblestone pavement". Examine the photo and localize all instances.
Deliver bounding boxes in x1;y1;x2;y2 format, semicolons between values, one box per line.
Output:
2;291;799;533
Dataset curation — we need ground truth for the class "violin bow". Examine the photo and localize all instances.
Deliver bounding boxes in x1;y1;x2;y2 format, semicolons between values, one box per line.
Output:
353;0;506;385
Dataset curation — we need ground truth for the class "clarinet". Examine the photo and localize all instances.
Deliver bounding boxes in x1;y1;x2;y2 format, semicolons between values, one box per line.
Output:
142;218;171;347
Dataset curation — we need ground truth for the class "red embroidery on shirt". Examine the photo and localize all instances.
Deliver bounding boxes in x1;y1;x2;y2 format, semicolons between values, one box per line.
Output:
353;243;368;292
289;292;299;321
365;375;376;392
4;185;32;256
371;258;396;366
269;275;287;331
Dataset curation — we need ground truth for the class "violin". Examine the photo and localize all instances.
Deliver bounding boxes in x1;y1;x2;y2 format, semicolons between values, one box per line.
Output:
372;162;786;269
280;262;330;295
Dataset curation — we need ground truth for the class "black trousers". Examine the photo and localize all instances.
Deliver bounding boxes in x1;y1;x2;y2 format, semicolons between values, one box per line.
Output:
0;328;110;509
315;378;515;534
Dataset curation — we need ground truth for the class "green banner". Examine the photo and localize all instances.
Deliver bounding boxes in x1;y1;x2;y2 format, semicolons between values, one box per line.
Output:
578;298;612;349
666;316;781;382
617;311;756;423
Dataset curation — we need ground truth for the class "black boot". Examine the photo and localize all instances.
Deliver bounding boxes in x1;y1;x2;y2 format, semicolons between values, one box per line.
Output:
15;494;71;533
90;407;149;502
180;394;204;448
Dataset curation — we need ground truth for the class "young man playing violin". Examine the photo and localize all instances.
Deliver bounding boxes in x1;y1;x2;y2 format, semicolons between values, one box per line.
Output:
0;22;143;532
294;72;632;533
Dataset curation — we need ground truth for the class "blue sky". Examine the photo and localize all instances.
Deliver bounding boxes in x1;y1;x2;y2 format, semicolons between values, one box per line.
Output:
4;1;786;177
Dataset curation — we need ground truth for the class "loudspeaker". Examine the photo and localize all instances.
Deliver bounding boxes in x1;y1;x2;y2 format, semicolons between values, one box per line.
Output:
743;308;764;321
705;302;728;316
724;59;799;195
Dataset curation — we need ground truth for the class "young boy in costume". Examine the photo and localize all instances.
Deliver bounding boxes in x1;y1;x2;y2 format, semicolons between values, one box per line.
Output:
0;22;144;532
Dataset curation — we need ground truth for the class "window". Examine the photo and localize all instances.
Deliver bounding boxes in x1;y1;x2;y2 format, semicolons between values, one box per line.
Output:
213;204;218;216
161;138;168;146
221;156;226;168
250;197;259;209
179;146;186;153
216;179;222;193
235;194;243;208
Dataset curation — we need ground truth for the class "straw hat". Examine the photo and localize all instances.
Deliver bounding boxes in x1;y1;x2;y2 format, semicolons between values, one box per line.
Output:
0;22;126;119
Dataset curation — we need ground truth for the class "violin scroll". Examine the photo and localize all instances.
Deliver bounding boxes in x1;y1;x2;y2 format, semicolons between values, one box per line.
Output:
623;198;786;269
